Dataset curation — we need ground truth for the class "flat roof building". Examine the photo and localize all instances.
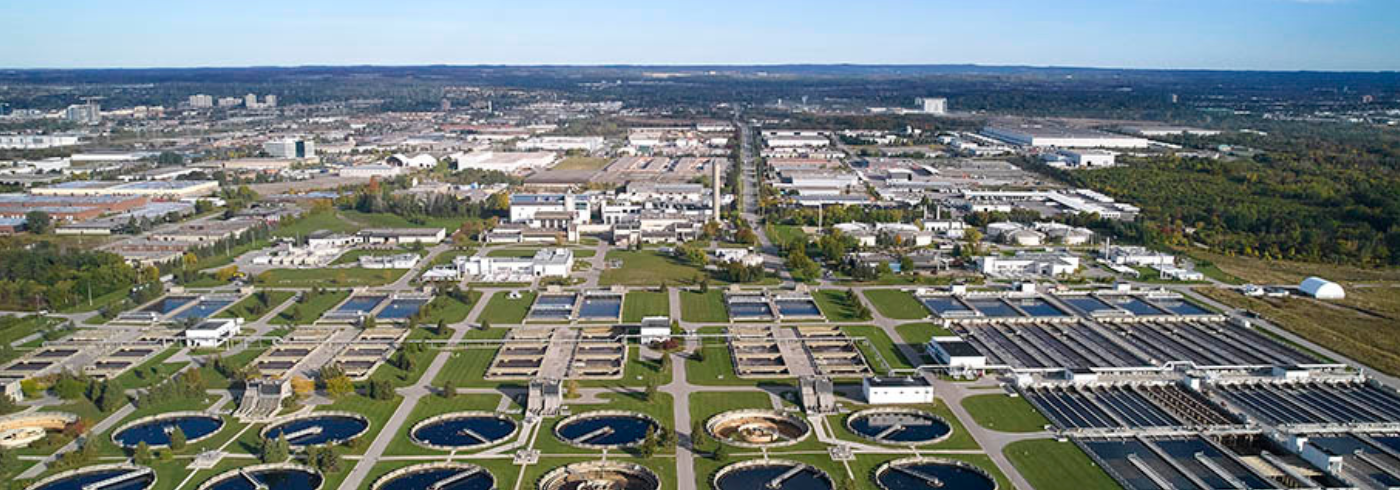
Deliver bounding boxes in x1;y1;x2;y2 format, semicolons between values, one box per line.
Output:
983;125;1149;149
31;180;218;199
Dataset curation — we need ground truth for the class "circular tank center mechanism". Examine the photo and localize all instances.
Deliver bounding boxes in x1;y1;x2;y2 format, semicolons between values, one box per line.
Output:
706;409;811;448
261;413;369;447
845;408;952;445
713;460;832;490
198;465;324;490
410;412;518;450
371;463;495;490
113;413;224;448
874;457;997;490
28;466;155;490
553;411;658;449
537;461;660;490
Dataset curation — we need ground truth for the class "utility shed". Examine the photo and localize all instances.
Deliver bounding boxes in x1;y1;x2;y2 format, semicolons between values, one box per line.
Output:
1299;276;1345;300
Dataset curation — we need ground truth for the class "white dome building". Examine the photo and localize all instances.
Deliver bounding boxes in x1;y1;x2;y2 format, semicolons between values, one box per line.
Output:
1299;277;1345;300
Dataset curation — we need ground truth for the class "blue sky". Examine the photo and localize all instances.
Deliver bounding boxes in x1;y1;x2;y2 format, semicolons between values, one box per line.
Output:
3;0;1397;70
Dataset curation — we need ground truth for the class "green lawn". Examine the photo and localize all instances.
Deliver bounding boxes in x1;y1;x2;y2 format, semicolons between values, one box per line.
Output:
599;250;706;286
683;327;793;387
340;210;474;232
961;393;1052;433
680;290;728;323
112;346;186;390
255;267;406;288
813;289;872;322
862;289;929;320
198;347;266;389
273;210;362;238
383;393;508;456
270;290;349;325
416;291;482;324
622;291;670;322
764;224;806;248
215;291;294;321
894;322;954;346
840;325;916;371
477;291;535;325
1005;439;1120;490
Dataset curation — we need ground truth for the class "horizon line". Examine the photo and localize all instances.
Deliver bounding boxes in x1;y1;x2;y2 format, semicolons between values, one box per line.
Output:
2;62;1397;75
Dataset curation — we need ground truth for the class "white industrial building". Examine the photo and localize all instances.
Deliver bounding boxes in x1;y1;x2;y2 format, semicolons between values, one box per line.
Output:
1300;277;1345;300
1055;149;1117;168
455;248;574;278
339;164;403;178
509;194;592;225
452;151;557;173
184;318;243;348
355;228;447;245
983;125;1149;149
862;376;935;405
714;248;765;267
0;134;81;150
1105;245;1175;267
517;136;605;152
916;97;947;115
926;336;987;371
386;153;438;169
977;252;1080;277
359;253;419;269
263;138;316;159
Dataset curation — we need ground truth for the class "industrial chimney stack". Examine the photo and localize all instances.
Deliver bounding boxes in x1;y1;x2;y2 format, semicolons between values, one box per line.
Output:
712;159;722;223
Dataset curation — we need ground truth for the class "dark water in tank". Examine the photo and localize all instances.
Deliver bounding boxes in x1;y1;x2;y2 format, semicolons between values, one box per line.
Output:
114;415;223;447
556;414;655;447
376;468;494;490
413;416;517;447
875;462;995;490
201;469;323;490
848;412;950;443
715;464;830;490
264;415;368;446
31;469;154;490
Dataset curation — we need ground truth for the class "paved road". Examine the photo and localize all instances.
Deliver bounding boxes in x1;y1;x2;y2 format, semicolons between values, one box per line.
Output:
662;349;697;490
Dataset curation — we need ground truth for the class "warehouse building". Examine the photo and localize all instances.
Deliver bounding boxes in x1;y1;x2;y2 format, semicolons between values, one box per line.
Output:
983;125;1149;149
31;180;218;199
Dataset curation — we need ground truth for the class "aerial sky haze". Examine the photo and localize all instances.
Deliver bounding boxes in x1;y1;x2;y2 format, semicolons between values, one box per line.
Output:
3;0;1398;71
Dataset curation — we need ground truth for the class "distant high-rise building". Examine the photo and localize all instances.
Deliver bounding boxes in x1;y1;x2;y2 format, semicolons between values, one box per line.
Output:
217;97;241;108
245;93;259;108
916;97;947;115
441;98;452;111
189;94;214;108
264;95;277;107
263;138;316;159
64;103;101;124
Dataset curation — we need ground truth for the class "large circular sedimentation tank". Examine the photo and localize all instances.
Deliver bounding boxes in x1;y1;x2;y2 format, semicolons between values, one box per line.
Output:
712;460;831;490
260;412;369;447
845;408;952;445
26;464;155;490
706;409;810;448
112;412;225;448
553;410;659;449
196;464;323;490
873;457;997;490
537;461;660;490
370;462;495;490
410;412;518;451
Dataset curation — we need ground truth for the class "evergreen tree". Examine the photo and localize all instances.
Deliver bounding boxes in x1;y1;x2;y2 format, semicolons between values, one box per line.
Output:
168;426;186;450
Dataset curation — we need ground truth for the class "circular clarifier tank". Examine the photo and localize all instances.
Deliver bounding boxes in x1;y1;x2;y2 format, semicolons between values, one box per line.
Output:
196;464;323;490
27;464;155;490
706;409;811;448
553;410;658;449
845;408;952;445
260;412;369;447
410;412;518;451
713;460;832;490
873;457;997;490
538;461;660;490
371;463;495;490
112;412;225;449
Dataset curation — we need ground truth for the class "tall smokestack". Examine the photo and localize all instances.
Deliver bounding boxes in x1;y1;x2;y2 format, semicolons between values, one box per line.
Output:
712;158;722;223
